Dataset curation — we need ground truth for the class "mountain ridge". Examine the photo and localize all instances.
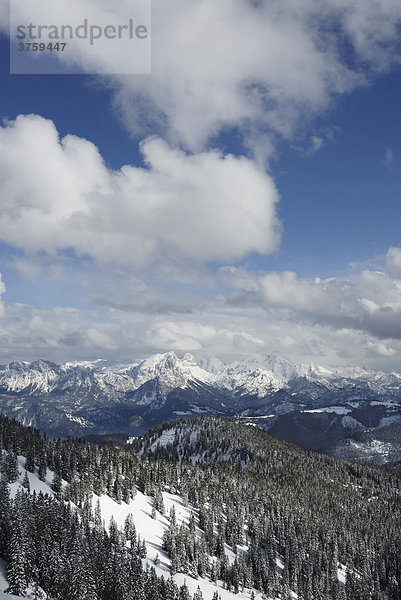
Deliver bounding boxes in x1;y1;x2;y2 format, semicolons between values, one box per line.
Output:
0;352;400;464
2;351;400;397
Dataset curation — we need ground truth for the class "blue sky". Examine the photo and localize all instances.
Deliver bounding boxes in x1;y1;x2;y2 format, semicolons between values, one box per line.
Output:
0;1;401;369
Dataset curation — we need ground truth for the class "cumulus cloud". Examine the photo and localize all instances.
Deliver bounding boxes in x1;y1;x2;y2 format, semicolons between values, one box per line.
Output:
7;0;151;74
223;260;401;341
0;301;268;363
0;303;118;360
1;2;401;369
386;247;401;279
2;0;401;151
145;320;265;354
366;341;397;358
0;114;280;266
112;0;401;151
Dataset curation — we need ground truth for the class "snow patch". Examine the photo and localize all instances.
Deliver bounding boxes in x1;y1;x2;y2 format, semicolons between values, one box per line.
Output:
303;406;351;415
93;490;263;600
341;416;363;429
379;414;401;427
65;413;91;428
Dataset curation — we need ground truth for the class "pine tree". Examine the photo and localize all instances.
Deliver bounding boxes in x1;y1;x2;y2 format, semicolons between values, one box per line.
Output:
178;580;191;600
140;539;147;558
193;585;203;600
0;474;11;556
66;539;97;600
108;516;119;545
24;449;35;473
38;452;47;482
22;471;30;492
6;510;29;596
93;499;103;533
124;513;136;542
52;470;62;498
3;452;19;483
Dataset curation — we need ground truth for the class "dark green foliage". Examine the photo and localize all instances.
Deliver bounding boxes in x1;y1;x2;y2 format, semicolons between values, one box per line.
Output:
2;451;19;483
24;448;35;473
144;416;401;599
0;413;400;599
0;484;185;600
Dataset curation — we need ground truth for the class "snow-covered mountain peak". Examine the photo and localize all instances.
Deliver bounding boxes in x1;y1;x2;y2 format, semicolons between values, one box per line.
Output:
0;360;59;393
28;359;58;371
139;351;178;371
194;355;225;374
215;354;312;396
62;359;107;370
334;365;373;379
0;352;401;432
224;354;302;380
133;351;216;393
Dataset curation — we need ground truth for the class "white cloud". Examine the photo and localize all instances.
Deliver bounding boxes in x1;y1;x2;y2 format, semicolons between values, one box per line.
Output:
223;258;401;341
386;246;401;278
0;302;272;363
292;126;341;156
260;269;401;339
279;335;295;348
112;0;401;151
383;146;395;169
0;274;5;317
0;302;118;359
366;341;397;358
1;2;401;369
309;136;325;154
2;298;401;371
142;320;264;354
2;0;401;151
7;0;151;74
0;114;280;266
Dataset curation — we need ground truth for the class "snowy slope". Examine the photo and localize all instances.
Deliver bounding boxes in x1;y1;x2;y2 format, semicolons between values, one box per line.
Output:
1;452;265;600
0;592;29;600
94;490;264;600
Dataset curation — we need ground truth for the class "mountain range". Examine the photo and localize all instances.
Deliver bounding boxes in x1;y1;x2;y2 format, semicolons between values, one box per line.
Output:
0;352;401;464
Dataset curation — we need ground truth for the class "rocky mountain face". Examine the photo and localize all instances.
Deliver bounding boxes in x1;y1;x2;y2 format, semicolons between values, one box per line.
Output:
0;352;401;464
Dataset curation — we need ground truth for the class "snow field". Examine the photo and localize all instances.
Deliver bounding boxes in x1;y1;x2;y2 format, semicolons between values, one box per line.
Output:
93;490;265;600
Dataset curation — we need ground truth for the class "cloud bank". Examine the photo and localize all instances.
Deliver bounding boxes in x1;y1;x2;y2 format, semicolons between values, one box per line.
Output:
223;248;401;341
1;294;401;370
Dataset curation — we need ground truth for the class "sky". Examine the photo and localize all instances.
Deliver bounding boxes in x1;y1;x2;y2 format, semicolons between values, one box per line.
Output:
0;0;401;370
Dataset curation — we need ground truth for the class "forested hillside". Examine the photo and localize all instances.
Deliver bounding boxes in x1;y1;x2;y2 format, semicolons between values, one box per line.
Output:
0;414;400;599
